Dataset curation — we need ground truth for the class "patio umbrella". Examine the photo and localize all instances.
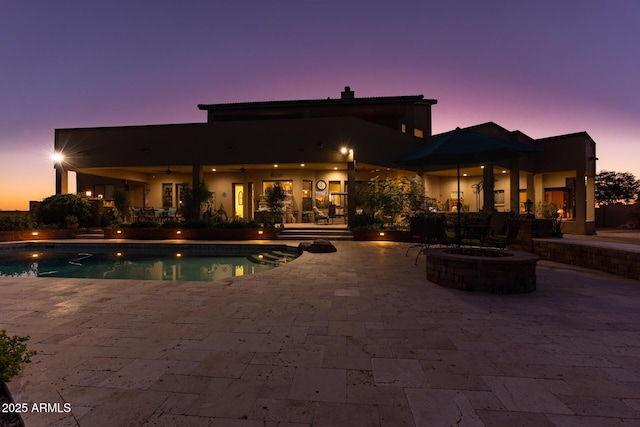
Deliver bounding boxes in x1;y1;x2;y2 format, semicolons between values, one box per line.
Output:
393;127;544;246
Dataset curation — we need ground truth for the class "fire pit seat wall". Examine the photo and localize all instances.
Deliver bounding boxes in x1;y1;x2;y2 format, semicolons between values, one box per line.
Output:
425;248;539;293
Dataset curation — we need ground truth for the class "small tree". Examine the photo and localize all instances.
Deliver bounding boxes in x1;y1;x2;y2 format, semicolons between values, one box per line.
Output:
181;182;213;221
35;194;91;228
357;175;427;225
113;188;131;222
265;183;287;213
595;170;640;205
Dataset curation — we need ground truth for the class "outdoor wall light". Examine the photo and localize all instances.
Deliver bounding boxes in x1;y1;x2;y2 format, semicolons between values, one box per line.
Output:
31;232;38;236
379;232;385;236
116;230;122;234
300;163;305;167
116;252;122;257
85;191;92;197
31;253;39;258
274;164;279;168
340;147;348;155
176;230;182;235
176;253;182;257
258;230;264;235
524;199;534;215
52;152;64;163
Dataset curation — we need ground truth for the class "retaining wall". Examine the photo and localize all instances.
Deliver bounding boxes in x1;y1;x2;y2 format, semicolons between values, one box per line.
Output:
533;239;640;281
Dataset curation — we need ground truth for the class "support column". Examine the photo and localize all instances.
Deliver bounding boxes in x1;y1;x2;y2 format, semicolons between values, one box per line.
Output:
192;164;202;190
55;165;68;195
575;170;587;234
482;165;495;213
243;174;250;221
347;159;356;229
526;173;536;204
509;160;520;214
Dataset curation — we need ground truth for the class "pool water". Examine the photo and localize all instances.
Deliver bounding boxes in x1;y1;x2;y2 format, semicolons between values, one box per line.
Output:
0;251;286;281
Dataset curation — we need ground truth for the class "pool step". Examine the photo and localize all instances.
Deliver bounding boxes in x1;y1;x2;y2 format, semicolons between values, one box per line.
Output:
249;251;295;265
75;228;105;239
277;227;353;241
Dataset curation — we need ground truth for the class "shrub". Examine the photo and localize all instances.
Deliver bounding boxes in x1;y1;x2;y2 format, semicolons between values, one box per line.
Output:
35;194;91;228
0;330;36;383
127;220;160;228
351;212;383;230
161;220;182;229
0;215;34;231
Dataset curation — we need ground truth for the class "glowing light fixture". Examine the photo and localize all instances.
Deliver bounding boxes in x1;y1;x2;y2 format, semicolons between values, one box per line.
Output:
32;253;39;258
176;253;182;257
52;152;64;163
333;167;338;170
340;147;348;155
176;230;182;235
31;232;39;236
258;230;264;235
379;232;385;236
116;230;122;234
300;163;305;167
274;164;278;168
85;191;92;197
116;252;122;257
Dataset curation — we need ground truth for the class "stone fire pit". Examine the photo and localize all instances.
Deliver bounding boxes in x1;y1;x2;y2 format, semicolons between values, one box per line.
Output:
425;247;539;293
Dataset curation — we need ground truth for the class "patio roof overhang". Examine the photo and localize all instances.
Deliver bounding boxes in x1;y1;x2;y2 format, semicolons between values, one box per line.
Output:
55;116;425;173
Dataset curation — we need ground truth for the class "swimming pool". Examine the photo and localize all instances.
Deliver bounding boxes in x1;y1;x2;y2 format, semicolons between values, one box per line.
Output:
0;243;300;281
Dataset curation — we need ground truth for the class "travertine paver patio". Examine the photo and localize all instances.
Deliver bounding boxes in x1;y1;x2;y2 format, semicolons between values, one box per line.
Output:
1;240;640;426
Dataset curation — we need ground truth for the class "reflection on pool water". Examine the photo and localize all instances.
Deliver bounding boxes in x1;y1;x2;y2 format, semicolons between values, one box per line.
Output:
0;251;291;281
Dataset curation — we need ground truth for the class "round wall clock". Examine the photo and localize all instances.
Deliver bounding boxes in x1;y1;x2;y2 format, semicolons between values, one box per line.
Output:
316;180;327;191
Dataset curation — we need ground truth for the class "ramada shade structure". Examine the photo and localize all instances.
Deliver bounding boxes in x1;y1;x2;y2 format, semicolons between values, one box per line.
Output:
394;127;544;245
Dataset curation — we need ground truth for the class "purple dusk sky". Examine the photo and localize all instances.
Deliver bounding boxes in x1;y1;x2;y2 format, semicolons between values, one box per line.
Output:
1;1;638;210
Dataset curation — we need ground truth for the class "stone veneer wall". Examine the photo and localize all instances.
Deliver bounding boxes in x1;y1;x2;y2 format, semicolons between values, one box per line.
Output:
533;240;640;281
425;249;538;294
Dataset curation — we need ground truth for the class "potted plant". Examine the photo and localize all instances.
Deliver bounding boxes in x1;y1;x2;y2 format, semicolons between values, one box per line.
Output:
265;183;287;225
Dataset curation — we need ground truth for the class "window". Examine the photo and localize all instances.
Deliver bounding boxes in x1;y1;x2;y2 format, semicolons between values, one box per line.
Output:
302;180;312;199
414;128;424;138
494;190;505;207
329;181;341;206
544;188;573;218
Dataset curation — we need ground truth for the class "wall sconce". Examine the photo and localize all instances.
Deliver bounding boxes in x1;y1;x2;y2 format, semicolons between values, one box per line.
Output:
52;152;64;164
524;199;534;216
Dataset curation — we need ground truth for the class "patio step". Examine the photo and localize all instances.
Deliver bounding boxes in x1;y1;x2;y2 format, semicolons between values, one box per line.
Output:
277;227;353;241
75;228;105;239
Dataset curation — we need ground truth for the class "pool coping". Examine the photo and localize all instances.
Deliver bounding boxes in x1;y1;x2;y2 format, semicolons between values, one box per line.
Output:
0;239;301;256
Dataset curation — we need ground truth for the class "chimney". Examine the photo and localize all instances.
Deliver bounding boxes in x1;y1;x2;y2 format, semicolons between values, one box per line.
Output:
341;86;355;99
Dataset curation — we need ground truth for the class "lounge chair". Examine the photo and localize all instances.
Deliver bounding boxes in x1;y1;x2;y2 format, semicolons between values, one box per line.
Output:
313;206;329;224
